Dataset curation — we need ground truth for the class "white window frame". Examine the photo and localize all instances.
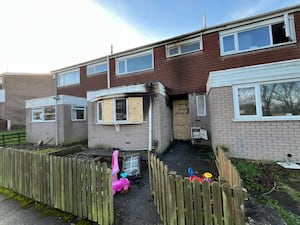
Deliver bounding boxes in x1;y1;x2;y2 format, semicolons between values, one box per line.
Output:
87;61;107;76
220;15;296;56
166;37;202;57
114;98;128;122
32;108;43;122
96;101;103;123
32;106;56;122
116;50;154;75
58;69;80;87
71;106;86;121
233;80;300;121
196;95;206;116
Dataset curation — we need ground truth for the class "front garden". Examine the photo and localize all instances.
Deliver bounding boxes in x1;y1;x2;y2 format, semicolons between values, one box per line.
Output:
233;159;300;225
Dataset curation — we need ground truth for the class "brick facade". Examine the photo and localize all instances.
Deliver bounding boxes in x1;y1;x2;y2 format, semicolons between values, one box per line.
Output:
88;92;172;153
26;103;87;145
52;5;300;158
208;86;300;161
1;73;54;127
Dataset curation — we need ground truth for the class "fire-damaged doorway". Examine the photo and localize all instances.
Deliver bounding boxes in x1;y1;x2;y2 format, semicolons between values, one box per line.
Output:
173;99;190;140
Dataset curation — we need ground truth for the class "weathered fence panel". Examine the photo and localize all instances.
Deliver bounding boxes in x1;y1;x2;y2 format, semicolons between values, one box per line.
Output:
0;147;113;225
148;151;245;225
216;145;243;187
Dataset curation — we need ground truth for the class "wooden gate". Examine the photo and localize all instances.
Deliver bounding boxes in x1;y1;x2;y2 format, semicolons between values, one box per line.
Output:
173;99;190;140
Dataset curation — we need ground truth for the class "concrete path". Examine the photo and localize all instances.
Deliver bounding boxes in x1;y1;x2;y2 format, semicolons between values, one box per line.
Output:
0;194;71;225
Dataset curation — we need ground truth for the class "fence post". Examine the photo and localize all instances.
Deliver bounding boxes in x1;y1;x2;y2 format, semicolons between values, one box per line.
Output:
167;172;177;225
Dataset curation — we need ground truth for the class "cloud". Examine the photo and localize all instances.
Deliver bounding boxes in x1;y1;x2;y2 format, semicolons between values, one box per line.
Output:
228;0;277;21
0;0;155;73
227;0;299;22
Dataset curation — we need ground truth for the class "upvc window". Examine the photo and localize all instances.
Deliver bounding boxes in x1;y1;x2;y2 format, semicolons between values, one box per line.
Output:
196;95;206;116
32;106;56;122
71;106;86;121
116;50;153;75
233;80;300;120
115;99;127;121
87;62;107;76
167;37;202;57
58;69;80;87
220;14;295;56
32;108;43;121
96;101;103;122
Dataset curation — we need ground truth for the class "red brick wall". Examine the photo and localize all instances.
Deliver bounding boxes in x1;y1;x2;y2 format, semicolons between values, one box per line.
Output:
59;11;300;97
109;11;300;96
57;66;108;97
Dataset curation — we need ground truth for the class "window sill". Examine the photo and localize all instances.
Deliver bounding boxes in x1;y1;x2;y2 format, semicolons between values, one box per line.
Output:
221;41;296;57
95;121;145;125
166;49;202;58
233;116;300;122
116;68;153;76
87;71;107;77
58;83;80;88
31;120;55;123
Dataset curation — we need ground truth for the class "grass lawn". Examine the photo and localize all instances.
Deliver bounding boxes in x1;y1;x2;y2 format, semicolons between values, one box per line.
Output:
232;159;300;225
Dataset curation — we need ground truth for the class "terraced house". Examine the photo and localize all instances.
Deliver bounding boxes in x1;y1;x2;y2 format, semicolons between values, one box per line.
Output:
0;72;53;130
26;4;300;161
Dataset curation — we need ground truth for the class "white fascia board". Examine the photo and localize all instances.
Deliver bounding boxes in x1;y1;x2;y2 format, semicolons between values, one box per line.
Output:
26;96;57;108
26;95;87;108
60;95;87;106
207;58;300;92
87;84;148;102
0;89;5;102
87;81;168;102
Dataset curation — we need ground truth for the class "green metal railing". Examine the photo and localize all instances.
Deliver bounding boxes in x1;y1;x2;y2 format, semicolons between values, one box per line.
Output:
0;132;26;146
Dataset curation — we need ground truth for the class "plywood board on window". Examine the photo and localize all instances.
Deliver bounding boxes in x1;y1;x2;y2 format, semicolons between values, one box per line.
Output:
128;97;143;122
173;99;190;140
103;99;113;123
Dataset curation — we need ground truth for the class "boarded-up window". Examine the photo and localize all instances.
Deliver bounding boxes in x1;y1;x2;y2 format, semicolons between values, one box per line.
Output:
102;99;113;123
128;97;143;122
96;97;143;123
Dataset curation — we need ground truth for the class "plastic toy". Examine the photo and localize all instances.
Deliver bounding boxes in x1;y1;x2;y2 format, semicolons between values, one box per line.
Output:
187;167;213;183
112;150;130;195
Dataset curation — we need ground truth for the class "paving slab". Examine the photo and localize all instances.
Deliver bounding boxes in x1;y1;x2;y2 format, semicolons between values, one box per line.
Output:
0;194;71;225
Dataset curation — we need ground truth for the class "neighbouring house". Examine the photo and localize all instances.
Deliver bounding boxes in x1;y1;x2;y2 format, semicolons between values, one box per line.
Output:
26;95;87;145
207;59;300;161
26;4;300;161
0;72;54;129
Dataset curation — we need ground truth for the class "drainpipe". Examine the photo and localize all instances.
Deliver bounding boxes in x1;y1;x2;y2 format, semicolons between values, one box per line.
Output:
53;73;59;146
55;95;59;146
147;82;153;151
107;44;113;89
148;94;152;151
106;55;110;89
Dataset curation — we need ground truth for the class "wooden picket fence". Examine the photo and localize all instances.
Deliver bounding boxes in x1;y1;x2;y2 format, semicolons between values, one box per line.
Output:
148;151;245;225
216;145;243;187
0;147;113;225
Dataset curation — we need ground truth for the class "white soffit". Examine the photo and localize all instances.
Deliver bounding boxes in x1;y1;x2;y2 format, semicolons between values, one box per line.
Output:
207;58;300;92
26;95;87;108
